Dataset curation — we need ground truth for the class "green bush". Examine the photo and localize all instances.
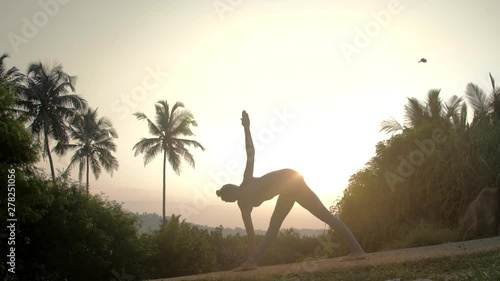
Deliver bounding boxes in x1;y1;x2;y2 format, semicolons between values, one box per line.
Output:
0;174;148;281
209;226;247;271
146;215;216;278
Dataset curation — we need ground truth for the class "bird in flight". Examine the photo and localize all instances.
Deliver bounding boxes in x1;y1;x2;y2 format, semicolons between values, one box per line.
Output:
418;58;427;63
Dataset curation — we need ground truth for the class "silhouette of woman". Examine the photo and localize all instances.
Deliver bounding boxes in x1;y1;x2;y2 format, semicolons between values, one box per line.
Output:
216;111;367;271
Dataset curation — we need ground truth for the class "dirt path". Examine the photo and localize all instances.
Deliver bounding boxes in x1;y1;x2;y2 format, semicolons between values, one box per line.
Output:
150;236;500;281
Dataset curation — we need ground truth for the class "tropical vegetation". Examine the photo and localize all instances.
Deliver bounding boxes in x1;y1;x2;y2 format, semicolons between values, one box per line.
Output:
333;73;500;252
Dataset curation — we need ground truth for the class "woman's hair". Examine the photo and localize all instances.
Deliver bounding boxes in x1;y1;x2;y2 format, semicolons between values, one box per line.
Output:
216;184;238;200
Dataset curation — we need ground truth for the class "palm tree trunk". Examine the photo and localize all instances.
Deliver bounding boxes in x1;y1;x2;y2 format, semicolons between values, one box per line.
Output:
86;155;90;196
44;132;56;184
162;150;167;224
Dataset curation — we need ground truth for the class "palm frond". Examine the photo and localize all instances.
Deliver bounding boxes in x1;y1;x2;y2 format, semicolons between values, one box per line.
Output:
445;95;462;117
66;151;86;183
487;73;500;119
380;117;404;134
425;89;443;119
445;95;463;126
134;112;163;136
490;89;500;119
28;115;44;137
132;137;161;157
173;138;206;151
48;113;69;143
169;101;185;125
154;101;171;133
170;110;198;137
167;147;182;175
95;147;119;175
53;94;87;111
0;53;23;85
0;53;8;75
177;146;196;168
404;97;426;127
54;142;80;155
95;136;117;152
465;82;489;117
142;142;163;166
96;116;118;138
90;155;102;180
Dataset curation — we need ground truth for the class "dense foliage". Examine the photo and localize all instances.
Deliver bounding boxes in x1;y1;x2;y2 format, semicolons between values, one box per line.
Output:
333;80;500;252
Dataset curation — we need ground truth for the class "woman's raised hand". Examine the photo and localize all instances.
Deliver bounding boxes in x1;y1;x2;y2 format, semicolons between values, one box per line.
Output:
241;110;250;128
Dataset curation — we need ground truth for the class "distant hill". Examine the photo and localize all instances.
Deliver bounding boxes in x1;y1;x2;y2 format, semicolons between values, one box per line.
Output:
135;212;164;233
134;212;328;237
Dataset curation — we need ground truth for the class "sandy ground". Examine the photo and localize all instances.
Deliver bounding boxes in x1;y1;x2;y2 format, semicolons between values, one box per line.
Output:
150;236;500;281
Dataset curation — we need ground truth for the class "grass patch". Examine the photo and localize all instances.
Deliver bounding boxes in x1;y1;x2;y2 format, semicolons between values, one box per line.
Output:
381;222;463;251
197;251;500;281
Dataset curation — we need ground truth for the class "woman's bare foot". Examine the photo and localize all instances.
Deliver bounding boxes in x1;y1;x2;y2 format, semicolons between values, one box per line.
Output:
341;251;367;262
232;259;258;272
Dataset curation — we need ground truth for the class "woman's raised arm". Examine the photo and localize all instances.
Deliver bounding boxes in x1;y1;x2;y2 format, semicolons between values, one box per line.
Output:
241;110;255;180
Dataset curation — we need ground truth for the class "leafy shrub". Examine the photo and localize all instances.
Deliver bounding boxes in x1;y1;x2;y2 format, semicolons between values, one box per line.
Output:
146;215;216;278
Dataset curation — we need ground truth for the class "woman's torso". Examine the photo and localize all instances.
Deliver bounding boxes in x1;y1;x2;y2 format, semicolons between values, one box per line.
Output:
238;168;303;208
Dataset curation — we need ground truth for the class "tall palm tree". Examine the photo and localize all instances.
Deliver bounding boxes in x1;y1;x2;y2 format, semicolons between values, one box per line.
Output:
15;62;86;183
380;89;467;134
54;107;119;195
133;100;205;223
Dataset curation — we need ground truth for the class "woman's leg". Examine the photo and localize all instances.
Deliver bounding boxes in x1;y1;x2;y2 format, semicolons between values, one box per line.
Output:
250;195;295;263
295;182;366;258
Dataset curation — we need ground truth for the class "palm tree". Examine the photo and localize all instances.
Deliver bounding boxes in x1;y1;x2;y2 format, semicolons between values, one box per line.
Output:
380;89;467;134
15;62;86;183
54;107;119;195
133;100;205;223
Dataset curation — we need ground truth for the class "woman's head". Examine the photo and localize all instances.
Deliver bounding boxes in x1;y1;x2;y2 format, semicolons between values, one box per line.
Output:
216;184;240;202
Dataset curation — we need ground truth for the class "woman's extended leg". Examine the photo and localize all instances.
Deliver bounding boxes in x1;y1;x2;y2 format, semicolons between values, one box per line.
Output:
295;182;366;260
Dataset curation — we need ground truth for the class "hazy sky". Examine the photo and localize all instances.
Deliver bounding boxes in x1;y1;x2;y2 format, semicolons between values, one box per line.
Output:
1;0;499;230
